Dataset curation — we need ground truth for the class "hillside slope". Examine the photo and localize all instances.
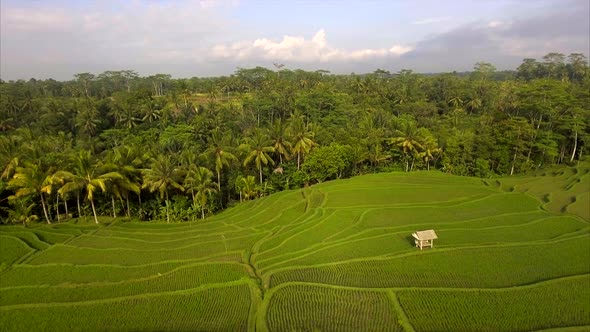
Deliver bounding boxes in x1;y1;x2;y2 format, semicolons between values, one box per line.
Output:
1;169;589;331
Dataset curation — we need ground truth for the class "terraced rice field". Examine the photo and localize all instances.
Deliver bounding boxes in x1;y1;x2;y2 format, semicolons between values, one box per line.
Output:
1;165;589;331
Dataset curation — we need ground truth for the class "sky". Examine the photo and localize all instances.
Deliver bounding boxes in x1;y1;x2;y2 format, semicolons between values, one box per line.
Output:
1;0;589;80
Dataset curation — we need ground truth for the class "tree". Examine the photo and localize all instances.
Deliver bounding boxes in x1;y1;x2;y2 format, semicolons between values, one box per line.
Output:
55;151;123;224
517;58;541;81
389;121;425;172
419;134;442;171
567;53;589;82
269;120;291;164
203;129;237;190
184;166;218;219
289;112;316;169
542;52;566;80
142;156;184;223
8;163;53;224
4;198;38;226
108;145;144;217
235;175;258;201
241;128;275;184
302;144;351;183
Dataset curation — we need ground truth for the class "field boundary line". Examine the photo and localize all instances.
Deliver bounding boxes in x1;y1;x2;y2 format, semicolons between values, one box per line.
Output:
340;210;550;242
387;290;416;332
254;210;337;266
266;274;589;293
326;192;504;209
320;211;575;244
26;249;244;267
247;280;262;332
0;261;252;290
58;232;264;252
262;234;590;277
0;279;254;310
69;228;265;246
255;209;325;256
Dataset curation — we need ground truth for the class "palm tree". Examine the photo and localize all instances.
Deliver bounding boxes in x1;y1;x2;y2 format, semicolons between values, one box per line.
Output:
8;163;53;224
368;143;391;169
55;151;123;224
184;166;218;219
142;156;184;223
288;112;315;169
203;129;237;190
389;122;425;172
4;198;38;226
241;128;275;184
235;175;258;202
419;135;443;171
106;146;143;217
269;120;291;164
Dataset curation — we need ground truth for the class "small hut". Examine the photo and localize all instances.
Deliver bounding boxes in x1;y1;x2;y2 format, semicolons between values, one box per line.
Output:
412;230;438;250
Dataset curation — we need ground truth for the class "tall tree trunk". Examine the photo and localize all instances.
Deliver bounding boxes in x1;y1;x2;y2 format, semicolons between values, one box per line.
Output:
56;195;60;222
201;205;205;220
126;196;131;217
90;199;99;224
40;193;51;224
297;152;301;170
165;191;170;223
77;193;82;218
570;130;578;163
64;199;69;218
217;171;221;191
112;197;117;218
510;150;518;175
259;166;263;184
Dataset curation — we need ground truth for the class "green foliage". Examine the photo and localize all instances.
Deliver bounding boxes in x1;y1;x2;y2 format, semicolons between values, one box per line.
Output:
302;144;352;183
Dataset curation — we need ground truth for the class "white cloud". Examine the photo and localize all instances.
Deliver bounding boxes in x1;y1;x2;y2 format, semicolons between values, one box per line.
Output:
209;29;413;62
412;17;450;25
488;21;504;28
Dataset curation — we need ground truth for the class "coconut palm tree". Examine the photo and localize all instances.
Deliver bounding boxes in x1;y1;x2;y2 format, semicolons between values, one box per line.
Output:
241;128;275;184
203;129;237;190
142;156;184;223
235;175;258;201
389;122;425;172
8;163;53;224
288;112;315;169
184;166;218;219
4;198;38;226
419;135;443;171
55;151;123;224
106;145;144;217
269;119;291;164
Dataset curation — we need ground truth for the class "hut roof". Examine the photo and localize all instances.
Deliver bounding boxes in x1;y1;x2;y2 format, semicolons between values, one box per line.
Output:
412;230;438;241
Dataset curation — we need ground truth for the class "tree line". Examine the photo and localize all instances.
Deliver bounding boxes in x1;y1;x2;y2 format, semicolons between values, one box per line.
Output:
1;52;588;224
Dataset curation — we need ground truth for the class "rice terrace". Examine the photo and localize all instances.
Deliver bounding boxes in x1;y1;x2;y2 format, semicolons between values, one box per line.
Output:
1;164;588;331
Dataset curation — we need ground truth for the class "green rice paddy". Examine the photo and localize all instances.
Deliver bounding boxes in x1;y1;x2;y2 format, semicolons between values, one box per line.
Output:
1;165;589;331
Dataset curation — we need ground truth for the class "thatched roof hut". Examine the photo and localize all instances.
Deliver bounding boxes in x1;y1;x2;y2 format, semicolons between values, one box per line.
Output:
412;230;438;250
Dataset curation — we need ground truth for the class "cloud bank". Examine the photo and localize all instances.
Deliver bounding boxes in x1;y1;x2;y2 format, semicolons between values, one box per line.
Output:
210;29;413;62
0;0;587;79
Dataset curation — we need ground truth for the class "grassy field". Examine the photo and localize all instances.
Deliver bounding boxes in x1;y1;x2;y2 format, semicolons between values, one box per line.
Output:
1;164;589;331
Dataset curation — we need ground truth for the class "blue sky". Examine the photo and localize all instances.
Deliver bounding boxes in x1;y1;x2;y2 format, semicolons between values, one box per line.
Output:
1;0;588;80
